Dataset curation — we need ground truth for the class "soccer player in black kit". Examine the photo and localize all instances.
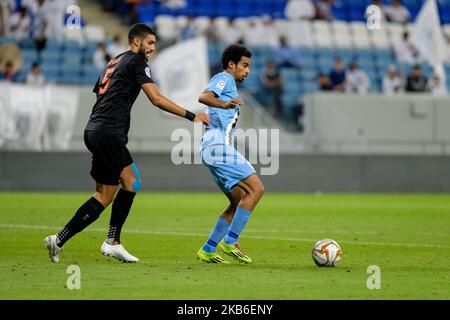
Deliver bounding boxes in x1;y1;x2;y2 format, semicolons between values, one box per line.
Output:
44;23;209;263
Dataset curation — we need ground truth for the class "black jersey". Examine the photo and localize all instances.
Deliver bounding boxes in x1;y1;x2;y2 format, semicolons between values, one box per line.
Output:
85;50;154;142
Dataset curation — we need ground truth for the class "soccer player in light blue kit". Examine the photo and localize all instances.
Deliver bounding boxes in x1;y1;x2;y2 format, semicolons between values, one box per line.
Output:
197;44;265;264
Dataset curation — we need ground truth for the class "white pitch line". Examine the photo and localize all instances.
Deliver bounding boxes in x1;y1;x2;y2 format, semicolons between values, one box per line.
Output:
0;223;448;249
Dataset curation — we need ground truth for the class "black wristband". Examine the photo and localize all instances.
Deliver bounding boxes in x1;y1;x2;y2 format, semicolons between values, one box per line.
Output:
185;110;196;121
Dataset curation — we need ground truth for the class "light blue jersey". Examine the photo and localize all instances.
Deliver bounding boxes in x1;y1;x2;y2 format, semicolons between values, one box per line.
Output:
200;71;240;150
200;71;255;193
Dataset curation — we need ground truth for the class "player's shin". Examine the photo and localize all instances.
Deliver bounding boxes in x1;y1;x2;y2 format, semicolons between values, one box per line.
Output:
223;207;252;245
202;216;231;253
57;197;105;247
106;188;136;244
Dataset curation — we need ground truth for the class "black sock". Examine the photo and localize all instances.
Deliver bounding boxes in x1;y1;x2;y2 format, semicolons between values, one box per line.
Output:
106;189;136;244
57;197;105;247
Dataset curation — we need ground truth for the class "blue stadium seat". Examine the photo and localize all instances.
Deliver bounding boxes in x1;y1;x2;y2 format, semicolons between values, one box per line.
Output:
40;61;60;74
299;55;315;68
335;48;355;61
22;49;39;63
302;80;319;93
18;38;35;49
299;69;318;82
82;65;101;85
240;72;260;92
284;81;302;95
63;40;82;51
332;1;349;21
280;68;301;82
61;52;82;66
348;6;366;21
41;49;61;63
16;69;29;83
354;48;374;59
137;5;156;23
316;48;335;59
45;39;63;50
0;36;15;45
60;71;83;85
317;58;335;72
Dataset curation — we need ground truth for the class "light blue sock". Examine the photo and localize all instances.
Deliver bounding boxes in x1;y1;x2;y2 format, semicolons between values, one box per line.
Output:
202;217;230;253
224;207;252;245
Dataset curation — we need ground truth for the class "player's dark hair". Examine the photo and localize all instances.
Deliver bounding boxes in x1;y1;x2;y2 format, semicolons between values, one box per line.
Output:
221;44;252;70
128;23;156;44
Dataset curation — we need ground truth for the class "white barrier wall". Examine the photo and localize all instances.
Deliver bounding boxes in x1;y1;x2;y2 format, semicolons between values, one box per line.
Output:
303;93;450;154
0;83;79;150
2;85;450;156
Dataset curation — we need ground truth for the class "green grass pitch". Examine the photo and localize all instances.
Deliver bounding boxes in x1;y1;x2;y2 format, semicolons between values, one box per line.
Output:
0;192;449;299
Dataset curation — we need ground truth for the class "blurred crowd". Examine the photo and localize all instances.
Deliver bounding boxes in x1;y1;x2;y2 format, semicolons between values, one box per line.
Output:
2;0;450;132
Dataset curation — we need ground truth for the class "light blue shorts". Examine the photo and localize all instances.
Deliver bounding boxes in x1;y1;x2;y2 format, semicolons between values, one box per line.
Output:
201;144;256;193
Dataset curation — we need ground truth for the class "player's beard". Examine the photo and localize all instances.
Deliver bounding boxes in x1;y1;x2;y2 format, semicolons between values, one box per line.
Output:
139;44;149;61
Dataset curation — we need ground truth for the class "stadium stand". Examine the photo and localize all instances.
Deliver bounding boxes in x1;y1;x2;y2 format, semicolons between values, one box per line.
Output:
1;0;450;130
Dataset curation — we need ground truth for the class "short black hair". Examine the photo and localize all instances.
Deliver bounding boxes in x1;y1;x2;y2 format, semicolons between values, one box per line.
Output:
128;23;156;44
221;44;252;70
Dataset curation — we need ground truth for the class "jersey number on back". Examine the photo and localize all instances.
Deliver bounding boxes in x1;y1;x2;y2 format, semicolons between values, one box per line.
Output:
98;68;114;95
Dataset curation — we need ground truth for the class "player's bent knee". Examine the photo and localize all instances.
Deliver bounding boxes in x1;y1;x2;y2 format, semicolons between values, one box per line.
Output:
132;179;141;192
251;182;265;200
130;162;141;192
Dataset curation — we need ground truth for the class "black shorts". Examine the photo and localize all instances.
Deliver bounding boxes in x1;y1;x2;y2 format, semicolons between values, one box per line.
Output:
84;130;133;186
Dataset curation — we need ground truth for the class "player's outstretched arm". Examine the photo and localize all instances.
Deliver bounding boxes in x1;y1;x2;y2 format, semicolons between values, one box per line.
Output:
198;90;242;109
142;83;209;126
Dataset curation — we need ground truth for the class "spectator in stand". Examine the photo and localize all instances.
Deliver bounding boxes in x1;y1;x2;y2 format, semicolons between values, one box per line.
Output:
382;65;404;95
204;17;220;43
32;0;48;53
0;61;18;82
26;62;45;85
48;0;78;41
260;60;284;118
394;31;420;65
180;16;197;42
106;34;127;58
385;0;410;24
220;19;241;44
428;74;447;96
406;64;428;92
274;36;301;69
1;0;15;36
329;58;346;92
315;0;334;21
243;17;265;47
93;42;110;70
7;6;31;40
345;62;370;94
284;0;316;21
317;72;333;91
260;15;279;48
